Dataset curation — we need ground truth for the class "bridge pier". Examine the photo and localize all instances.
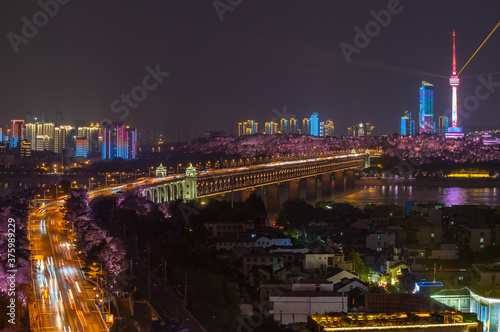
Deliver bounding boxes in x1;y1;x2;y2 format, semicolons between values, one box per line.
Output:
241;189;254;202
306;177;316;200
321;173;332;196
266;184;280;212
346;169;355;188
334;171;344;191
288;180;300;200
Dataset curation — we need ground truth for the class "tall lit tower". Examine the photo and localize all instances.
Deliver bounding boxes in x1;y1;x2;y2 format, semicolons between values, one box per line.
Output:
446;31;464;138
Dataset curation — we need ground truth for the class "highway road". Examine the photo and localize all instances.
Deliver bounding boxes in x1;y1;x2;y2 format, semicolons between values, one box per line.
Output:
30;201;108;332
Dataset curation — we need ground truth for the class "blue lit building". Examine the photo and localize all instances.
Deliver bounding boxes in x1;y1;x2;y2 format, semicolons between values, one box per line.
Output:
400;111;415;135
309;112;320;136
75;138;88;158
419;81;434;134
102;122;137;160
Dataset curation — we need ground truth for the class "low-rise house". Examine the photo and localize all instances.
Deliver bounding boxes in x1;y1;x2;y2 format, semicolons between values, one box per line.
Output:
215;235;291;251
472;263;500;287
291;278;334;292
270;291;347;325
334;278;369;294
429;244;459;259
386;262;409;286
205;221;255;237
242;253;285;276
303;252;352;273
303;241;354;272
455;223;491;252
326;268;358;285
366;231;396;252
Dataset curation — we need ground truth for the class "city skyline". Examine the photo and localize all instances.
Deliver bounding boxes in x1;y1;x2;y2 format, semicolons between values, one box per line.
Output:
1;1;500;138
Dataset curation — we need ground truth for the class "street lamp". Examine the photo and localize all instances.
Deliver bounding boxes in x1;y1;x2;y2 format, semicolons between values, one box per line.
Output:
176;163;182;174
105;174;116;187
54;185;62;198
89;177;95;190
148;167;154;178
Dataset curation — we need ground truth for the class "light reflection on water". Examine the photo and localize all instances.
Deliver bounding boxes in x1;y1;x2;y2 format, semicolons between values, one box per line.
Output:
325;186;500;207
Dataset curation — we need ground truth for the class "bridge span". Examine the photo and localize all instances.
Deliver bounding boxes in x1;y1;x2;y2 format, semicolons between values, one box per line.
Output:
139;151;374;208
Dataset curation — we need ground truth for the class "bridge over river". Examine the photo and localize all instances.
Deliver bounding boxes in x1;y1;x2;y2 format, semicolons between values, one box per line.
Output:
139;151;376;210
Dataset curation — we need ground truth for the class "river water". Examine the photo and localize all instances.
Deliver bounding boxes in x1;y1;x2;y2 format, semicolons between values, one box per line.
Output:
323;185;500;207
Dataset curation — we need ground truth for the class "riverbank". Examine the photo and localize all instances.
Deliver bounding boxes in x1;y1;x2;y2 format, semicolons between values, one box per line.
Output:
357;177;500;188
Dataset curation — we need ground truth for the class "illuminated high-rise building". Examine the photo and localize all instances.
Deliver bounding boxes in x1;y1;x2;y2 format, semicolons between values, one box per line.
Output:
20;140;31;158
446;31;464;138
350;123;374;137
75;138;88;158
280;118;289;134
25;123;37;147
35;135;50;151
323;120;335;137
9;120;24;148
289;118;298;134
400;111;415;135
77;123;101;155
437;116;449;136
264;122;278;135
102;122;137;160
54;125;74;154
309;112;320;136
25;122;55;151
302;118;309;135
419;81;434;134
238;120;258;136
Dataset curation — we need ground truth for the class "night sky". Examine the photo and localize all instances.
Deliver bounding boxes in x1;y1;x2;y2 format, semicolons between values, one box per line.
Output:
2;1;500;138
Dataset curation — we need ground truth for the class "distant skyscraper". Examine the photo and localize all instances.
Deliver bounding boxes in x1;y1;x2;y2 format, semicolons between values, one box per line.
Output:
350;123;374;137
75;138;88;158
323;120;335;137
302;118;310;135
35;135;50;151
438;116;449;136
238;120;258;136
102;122;137;160
309;112;320;136
400;111;415;135
279;118;289;134
9;120;24;148
289;118;298;134
54;125;74;154
20;140;31;158
264;122;278;134
77;123;101;156
419;81;434;134
40;112;46;123
25;112;32;124
25;122;55;151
